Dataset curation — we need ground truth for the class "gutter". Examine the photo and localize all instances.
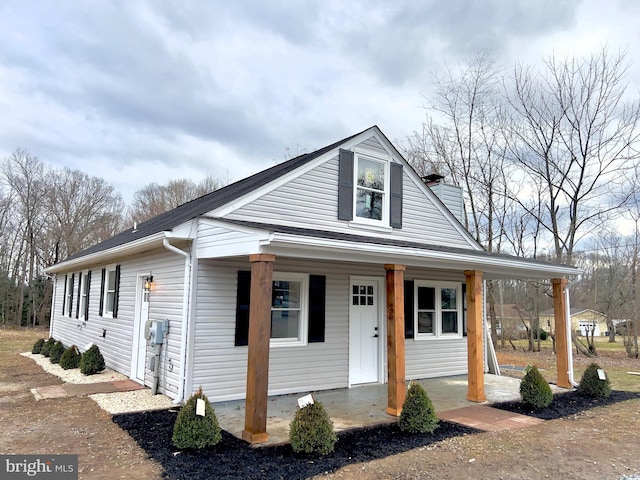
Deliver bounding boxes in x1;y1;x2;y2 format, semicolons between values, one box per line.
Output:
162;237;193;404
565;276;582;387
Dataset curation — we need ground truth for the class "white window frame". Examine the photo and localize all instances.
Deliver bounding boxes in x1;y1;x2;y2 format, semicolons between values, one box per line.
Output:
65;275;74;316
414;281;462;339
352;151;390;227
270;272;309;347
103;264;117;318
79;270;90;321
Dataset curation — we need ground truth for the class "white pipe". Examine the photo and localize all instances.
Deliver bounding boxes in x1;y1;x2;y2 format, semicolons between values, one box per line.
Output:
163;238;192;404
564;277;581;387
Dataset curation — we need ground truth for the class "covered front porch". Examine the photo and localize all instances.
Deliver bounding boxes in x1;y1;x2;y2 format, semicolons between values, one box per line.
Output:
213;374;567;446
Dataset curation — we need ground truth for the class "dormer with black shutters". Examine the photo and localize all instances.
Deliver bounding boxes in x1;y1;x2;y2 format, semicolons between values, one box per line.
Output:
338;148;403;229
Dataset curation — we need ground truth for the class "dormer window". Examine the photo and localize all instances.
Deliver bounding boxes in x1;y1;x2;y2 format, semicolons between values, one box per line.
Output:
338;147;403;229
355;156;387;222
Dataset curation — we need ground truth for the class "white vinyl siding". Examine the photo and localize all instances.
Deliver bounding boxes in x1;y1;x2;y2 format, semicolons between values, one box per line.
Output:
224;135;475;249
50;248;187;399
190;257;349;402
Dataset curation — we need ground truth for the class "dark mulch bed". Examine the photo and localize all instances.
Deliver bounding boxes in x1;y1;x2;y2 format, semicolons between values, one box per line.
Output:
113;411;477;480
492;389;640;420
113;390;640;480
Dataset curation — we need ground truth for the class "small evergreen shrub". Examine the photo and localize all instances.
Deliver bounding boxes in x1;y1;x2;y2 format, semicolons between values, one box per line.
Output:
578;363;611;399
172;386;222;449
49;341;65;364
79;344;105;375
59;345;81;370
289;399;337;456
399;382;439;434
520;365;553;409
40;338;56;357
32;338;45;354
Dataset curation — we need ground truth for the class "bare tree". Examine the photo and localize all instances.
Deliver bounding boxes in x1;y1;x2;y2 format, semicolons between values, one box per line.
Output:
128;174;226;224
506;47;640;264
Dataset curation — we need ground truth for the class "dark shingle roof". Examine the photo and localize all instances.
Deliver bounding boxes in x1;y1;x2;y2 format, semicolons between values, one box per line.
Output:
63;127;370;262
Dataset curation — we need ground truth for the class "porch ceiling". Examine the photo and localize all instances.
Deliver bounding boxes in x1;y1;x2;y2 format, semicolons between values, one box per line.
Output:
201;218;581;281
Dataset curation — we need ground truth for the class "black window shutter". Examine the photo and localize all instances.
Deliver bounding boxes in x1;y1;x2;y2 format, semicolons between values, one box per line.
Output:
62;274;67;314
337;149;354;221
75;273;82;319
85;270;91;320
235;270;251;346
308;275;326;343
113;265;121;318
404;280;414;339
68;274;75;318
390;162;403;228
99;268;105;316
462;282;467;337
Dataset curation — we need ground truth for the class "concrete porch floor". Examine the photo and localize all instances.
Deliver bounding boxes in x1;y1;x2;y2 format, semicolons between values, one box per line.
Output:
211;374;568;446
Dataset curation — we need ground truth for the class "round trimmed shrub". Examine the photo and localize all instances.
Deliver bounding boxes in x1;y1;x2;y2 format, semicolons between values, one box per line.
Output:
578;363;611;399
520;365;553;409
59;345;81;370
32;338;45;354
49;341;65;364
172;386;222;450
289;400;337;456
399;382;439;434
79;344;105;375
40;337;56;357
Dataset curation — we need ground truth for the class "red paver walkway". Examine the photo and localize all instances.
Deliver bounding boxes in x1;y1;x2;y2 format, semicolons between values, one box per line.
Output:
438;404;544;431
33;380;145;400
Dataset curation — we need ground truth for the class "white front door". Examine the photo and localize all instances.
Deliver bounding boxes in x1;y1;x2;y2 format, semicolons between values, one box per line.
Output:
349;278;381;385
131;276;150;382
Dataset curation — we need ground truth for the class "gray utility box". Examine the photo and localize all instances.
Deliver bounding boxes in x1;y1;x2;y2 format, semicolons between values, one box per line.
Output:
148;321;164;344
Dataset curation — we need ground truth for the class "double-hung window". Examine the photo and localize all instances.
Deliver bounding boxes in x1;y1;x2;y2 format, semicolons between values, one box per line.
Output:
100;265;120;318
78;271;90;320
65;274;74;317
270;273;308;346
355;155;387;223
415;281;461;338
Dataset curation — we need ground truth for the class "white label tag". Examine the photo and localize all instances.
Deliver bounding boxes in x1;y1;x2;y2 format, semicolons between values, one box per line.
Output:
597;369;606;381
297;394;314;409
196;398;206;416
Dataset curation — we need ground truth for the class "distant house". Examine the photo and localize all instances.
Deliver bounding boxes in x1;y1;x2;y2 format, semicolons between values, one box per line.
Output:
541;308;608;337
486;304;531;339
45;126;579;443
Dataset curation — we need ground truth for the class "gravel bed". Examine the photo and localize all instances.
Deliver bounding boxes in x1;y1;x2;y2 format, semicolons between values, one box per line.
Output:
24;351;175;414
91;389;175;414
22;352;128;384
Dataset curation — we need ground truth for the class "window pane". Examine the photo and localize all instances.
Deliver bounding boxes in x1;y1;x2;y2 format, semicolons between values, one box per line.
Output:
107;270;116;290
418;312;434;334
442;312;458;333
352;296;359;305
271;311;299;339
356;189;383;220
441;288;457;309
106;292;115;313
357;158;385;190
272;281;301;309
352;285;358;295
367;286;373;295
417;287;435;310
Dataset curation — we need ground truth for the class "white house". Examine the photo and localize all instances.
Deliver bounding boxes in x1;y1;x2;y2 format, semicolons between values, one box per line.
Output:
45;126;579;443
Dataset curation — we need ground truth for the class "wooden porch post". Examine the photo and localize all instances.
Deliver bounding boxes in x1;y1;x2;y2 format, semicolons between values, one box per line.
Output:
384;264;406;416
552;278;571;388
241;254;275;444
464;270;486;402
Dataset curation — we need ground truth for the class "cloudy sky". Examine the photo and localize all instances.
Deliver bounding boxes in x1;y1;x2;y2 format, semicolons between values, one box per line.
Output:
1;0;639;202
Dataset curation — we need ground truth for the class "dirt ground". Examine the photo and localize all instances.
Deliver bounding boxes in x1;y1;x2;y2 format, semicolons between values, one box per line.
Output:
1;328;639;479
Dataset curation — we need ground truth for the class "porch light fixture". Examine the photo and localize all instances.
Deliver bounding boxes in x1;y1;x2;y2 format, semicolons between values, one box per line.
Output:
144;275;154;292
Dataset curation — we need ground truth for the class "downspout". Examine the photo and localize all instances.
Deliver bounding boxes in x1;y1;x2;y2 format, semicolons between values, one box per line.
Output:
565;276;582;387
163;238;192;404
